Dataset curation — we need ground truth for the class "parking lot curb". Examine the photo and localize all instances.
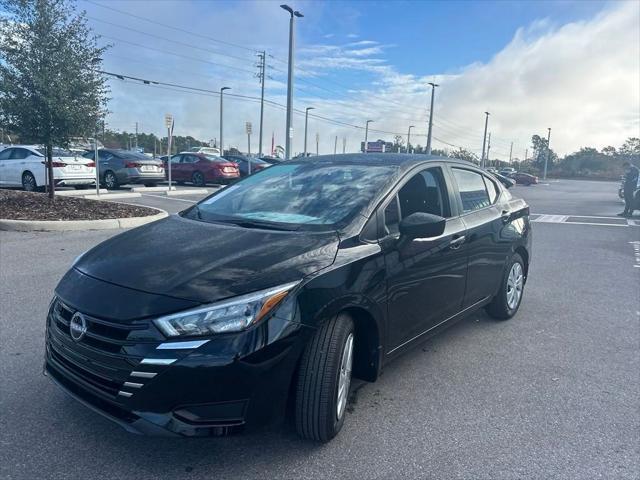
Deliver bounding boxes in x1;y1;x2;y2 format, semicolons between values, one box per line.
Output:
0;209;168;232
57;189;108;196
166;188;210;196
83;192;142;200
131;186;171;193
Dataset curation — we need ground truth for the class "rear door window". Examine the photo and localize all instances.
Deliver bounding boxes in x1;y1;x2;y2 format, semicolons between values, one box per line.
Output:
483;175;499;204
451;168;491;212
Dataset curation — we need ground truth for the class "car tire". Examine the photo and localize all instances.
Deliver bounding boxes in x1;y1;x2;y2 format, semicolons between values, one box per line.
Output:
295;312;355;442
192;171;205;187
486;253;525;320
22;171;37;192
104;171;119;190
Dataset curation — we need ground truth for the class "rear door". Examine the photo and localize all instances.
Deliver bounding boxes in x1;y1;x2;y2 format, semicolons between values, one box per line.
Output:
0;148;15;185
383;165;468;352
449;166;510;307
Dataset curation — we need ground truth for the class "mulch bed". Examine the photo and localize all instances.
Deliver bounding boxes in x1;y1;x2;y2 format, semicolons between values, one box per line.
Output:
0;190;159;221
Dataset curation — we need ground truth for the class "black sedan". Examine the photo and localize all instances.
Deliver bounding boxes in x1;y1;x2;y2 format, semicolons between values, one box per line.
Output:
223;154;270;176
44;154;531;442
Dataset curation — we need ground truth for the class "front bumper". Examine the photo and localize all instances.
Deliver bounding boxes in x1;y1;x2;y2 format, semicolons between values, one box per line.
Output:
44;295;311;437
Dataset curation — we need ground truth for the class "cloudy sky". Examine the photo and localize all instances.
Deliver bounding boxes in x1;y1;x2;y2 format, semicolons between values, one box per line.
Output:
81;0;639;159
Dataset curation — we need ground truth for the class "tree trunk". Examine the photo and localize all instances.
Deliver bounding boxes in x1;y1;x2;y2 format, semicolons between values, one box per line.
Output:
47;143;55;200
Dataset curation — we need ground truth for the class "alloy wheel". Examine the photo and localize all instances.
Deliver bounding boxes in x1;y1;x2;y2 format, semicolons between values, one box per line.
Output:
104;172;117;189
336;333;354;421
22;173;36;192
506;262;524;310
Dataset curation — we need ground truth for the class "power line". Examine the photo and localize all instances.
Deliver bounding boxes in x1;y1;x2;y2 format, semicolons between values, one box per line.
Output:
84;0;256;53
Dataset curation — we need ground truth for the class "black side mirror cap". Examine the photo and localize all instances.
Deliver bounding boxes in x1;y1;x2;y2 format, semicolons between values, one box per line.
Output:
399;212;446;239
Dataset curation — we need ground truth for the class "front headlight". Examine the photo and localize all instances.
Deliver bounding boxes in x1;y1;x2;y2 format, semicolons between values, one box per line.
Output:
153;281;299;337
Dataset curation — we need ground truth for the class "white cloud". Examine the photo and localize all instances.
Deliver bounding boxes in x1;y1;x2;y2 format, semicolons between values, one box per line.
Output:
95;1;640;158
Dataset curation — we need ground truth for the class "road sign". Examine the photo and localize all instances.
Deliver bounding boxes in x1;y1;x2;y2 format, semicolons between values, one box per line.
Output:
164;114;173;129
246;122;252;135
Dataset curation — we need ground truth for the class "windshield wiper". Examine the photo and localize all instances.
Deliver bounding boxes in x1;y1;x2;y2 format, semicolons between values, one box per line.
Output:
227;219;300;231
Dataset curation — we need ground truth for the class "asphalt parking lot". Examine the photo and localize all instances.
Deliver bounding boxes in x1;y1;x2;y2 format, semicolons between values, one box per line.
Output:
1;179;638;479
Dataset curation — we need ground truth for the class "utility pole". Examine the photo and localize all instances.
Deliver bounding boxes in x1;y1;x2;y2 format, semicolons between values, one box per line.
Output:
135;122;138;149
509;141;513;163
303;106;314;156
334;135;338;155
281;5;303;160
486;133;492;166
480;111;490;168
342;137;346;154
426;82;438;154
364;119;373;153
315;132;319;156
407;125;415;154
256;51;266;157
219;87;230;156
544;127;551;180
524;148;528;162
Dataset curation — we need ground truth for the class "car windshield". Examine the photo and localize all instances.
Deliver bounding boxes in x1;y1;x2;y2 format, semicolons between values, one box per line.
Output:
182;162;397;230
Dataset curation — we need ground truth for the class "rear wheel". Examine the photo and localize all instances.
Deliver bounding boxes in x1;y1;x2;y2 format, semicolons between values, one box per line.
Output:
486;253;525;320
103;170;119;190
295;312;354;442
22;172;37;192
192;171;205;187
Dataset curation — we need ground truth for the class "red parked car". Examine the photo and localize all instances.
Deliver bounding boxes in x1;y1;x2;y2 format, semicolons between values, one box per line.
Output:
511;172;539;186
163;152;239;186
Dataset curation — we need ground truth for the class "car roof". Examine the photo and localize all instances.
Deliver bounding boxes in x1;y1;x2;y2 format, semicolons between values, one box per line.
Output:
289;153;481;172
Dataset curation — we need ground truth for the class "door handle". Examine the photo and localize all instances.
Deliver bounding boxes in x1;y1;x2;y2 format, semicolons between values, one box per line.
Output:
501;210;511;224
449;235;466;250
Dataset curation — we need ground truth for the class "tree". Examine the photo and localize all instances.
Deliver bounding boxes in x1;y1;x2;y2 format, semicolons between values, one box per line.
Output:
392;135;404;153
0;0;109;199
530;134;557;171
619;137;640;158
448;147;479;164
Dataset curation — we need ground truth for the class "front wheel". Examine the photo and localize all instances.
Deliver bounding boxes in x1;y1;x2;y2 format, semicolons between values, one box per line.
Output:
295;313;354;442
486;253;525;320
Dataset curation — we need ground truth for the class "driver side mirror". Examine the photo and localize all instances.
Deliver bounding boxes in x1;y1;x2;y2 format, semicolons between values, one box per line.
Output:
399;212;446;239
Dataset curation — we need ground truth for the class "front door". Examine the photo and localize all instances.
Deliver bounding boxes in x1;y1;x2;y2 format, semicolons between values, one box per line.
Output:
450;167;509;306
383;166;468;352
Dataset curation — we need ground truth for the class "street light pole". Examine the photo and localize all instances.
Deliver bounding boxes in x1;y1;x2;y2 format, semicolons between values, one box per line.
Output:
257;50;266;157
303;106;314;156
426;82;438;155
281;4;303;160
544;127;551;180
219;87;230;156
364;119;373;153
407;125;415;154
480;111;490;168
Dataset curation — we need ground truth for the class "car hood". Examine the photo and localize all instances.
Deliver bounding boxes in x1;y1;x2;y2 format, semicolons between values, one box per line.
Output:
75;215;339;304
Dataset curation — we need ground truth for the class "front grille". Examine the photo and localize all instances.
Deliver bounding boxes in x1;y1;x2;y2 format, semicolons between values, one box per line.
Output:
47;298;160;400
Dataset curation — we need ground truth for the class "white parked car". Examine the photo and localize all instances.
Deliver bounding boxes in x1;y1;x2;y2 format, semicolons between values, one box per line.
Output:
190;146;221;156
0;145;96;191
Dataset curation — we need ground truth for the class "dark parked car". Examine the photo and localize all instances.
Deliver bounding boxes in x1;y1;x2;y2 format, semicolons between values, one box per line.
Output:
493;172;516;189
223;155;269;177
512;172;539;185
44;154;531;442
259;156;283;165
163;152;239;186
83;149;165;189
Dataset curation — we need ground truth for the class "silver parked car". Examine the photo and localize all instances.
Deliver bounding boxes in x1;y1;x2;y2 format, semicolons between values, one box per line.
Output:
84;149;165;189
